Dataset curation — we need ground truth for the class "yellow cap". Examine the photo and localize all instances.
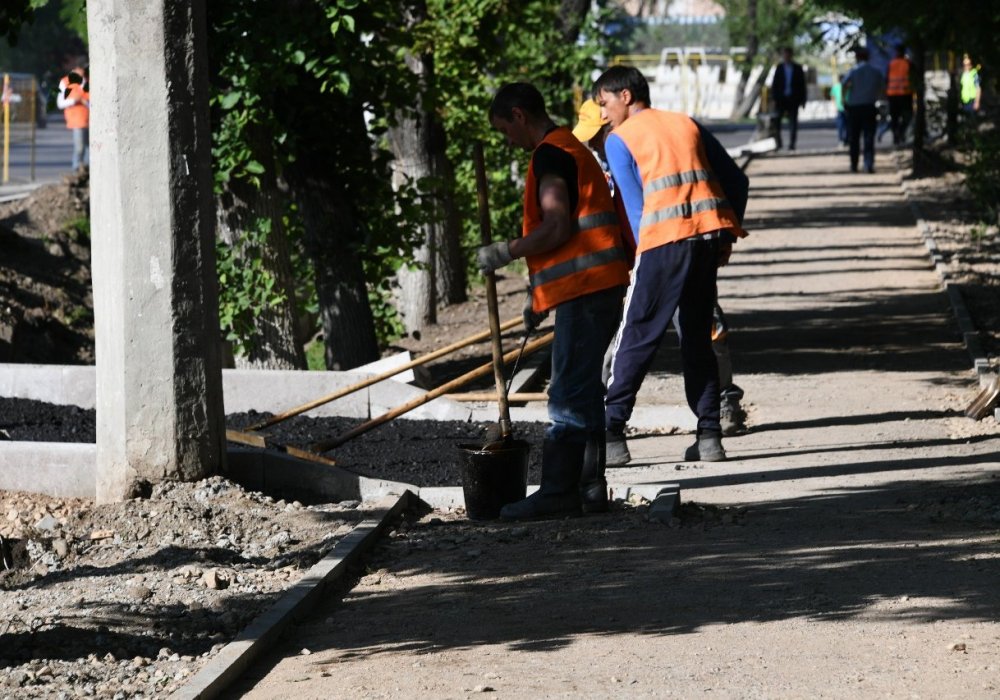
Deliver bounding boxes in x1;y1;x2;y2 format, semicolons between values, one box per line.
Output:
572;99;608;143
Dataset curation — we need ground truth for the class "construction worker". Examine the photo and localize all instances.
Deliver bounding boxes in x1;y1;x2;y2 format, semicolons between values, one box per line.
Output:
960;54;982;114
593;66;748;465
57;65;90;171
572;99;748;467
886;45;914;146
476;83;630;520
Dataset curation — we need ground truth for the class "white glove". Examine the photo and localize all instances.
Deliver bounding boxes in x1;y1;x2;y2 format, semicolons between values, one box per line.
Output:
476;241;513;274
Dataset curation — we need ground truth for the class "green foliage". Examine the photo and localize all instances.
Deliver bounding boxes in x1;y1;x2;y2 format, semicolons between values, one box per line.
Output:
304;338;326;371
825;0;1000;70
0;0;87;88
422;0;611;280
215;217;288;358
961;125;1000;226
64;215;89;243
718;0;826;63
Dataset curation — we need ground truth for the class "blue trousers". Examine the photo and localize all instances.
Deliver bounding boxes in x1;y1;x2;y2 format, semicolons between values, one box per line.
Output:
847;104;876;172
606;236;721;433
547;284;625;443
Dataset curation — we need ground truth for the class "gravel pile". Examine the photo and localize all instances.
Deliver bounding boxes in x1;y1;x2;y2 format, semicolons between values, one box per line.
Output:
0;476;372;698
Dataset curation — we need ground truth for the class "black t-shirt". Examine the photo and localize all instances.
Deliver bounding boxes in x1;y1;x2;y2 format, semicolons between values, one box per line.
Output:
531;140;578;215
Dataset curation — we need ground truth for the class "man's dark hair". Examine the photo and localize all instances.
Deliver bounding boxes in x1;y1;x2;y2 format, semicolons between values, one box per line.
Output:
895;44;906;56
854;46;869;61
593;65;651;106
489;82;547;121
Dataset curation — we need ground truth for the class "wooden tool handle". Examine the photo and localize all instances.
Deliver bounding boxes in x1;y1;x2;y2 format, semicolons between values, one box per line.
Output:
309;332;554;453
472;142;512;438
245;316;522;431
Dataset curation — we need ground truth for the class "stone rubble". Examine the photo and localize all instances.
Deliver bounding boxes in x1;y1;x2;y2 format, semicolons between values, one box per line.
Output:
0;475;371;698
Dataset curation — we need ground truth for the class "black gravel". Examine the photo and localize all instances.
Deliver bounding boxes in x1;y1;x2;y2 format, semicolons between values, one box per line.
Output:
0;397;96;443
0;398;547;487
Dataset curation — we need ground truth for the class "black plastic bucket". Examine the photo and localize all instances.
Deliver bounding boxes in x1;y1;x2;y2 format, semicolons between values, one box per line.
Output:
457;440;530;520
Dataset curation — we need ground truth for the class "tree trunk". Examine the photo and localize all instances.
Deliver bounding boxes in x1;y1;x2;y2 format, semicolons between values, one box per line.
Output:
216;174;305;370
390;30;437;335
911;40;927;173
431;119;467;306
389;0;467;326
558;0;590;43
731;0;759;119
295;178;380;371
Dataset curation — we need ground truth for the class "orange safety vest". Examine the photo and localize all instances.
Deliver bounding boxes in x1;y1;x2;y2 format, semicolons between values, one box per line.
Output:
60;75;89;129
886;58;912;97
612;109;744;254
523;127;630;313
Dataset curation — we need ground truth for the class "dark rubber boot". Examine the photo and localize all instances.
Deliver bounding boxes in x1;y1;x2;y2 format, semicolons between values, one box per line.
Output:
606;428;631;466
500;440;584;521
580;432;608;514
683;429;726;462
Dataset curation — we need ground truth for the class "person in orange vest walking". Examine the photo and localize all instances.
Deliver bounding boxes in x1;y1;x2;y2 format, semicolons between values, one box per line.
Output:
57;65;90;171
476;82;630;520
886;45;914;146
593;66;748;464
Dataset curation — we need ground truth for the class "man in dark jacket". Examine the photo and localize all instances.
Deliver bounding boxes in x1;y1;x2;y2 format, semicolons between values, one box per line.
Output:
771;47;807;150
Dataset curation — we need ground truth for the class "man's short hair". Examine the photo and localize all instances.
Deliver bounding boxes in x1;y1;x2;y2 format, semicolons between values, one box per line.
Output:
593;66;651;106
489;82;547;122
853;46;869;61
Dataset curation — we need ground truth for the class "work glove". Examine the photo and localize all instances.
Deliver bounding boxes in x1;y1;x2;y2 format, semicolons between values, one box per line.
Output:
522;291;549;332
476;240;513;274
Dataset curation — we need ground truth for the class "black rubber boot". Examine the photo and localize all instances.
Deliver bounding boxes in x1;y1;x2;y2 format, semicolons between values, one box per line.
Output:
500;439;584;521
606;428;631;466
580;431;608;514
683;429;726;462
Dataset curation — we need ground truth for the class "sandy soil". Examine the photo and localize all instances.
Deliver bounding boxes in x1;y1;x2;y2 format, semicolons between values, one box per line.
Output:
227;148;1000;699
0;144;998;698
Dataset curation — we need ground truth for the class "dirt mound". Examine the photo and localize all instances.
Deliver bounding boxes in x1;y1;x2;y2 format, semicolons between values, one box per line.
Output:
0;476;370;696
0;170;93;364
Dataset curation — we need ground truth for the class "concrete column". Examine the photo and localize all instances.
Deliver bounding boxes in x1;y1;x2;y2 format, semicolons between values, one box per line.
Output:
88;1;225;502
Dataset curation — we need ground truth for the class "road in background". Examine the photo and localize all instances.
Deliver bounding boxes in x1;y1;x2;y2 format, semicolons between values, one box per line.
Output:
2;113;74;195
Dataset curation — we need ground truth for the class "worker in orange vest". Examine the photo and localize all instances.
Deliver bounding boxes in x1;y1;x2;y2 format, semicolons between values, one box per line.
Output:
57;65;90;170
593;66;748;465
477;83;630;520
886;45;914;147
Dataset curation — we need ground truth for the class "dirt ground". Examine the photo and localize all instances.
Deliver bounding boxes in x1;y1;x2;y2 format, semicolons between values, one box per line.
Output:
0;143;998;698
0;171;94;365
228;147;1000;698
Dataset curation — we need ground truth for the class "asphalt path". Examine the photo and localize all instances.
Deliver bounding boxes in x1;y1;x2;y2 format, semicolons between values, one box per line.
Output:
1;113;75;191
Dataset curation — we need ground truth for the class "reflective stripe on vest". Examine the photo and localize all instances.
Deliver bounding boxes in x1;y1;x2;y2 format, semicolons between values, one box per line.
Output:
612;109;743;254
886;58;911;96
646;168;712;196
522;127;630;313
529;242;625;288
641;196;731;230
577;210;620;232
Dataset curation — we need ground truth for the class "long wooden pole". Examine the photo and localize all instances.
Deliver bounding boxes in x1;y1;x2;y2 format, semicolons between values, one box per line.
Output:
245;316;522;431
472;142;512;439
309;332;553;453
